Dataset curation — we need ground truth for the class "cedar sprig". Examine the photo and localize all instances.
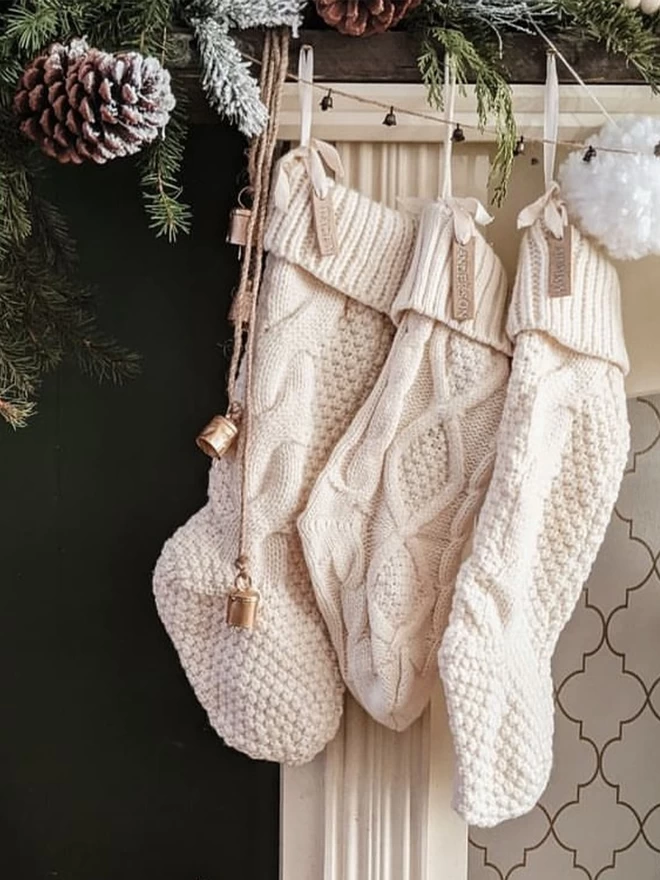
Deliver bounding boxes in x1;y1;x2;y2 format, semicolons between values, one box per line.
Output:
417;23;516;204
556;0;660;91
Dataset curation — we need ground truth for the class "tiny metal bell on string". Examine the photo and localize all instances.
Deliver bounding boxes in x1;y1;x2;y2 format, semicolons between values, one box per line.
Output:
226;558;260;630
583;145;597;163
451;124;466;143
196;413;239;459
383;106;397;127
226;187;252;252
320;89;333;111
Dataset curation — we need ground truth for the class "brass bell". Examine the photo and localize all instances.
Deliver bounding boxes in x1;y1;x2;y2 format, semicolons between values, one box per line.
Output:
227;207;251;247
226;187;252;248
226;588;260;629
196;414;239;459
227;559;260;629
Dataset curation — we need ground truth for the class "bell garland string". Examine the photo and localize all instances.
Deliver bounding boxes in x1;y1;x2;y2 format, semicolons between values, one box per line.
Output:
243;45;660;161
3;0;660;428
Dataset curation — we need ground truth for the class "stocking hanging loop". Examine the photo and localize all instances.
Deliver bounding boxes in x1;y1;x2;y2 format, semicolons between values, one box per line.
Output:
441;57;457;202
298;43;313;148
517;50;567;237
543;50;559;191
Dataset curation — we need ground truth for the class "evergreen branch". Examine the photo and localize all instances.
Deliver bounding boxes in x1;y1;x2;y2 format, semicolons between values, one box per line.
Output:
418;26;516;204
3;1;61;55
190;13;268;137
139;88;191;241
0;0;189;427
556;0;660;91
0;165;32;260
0;393;36;429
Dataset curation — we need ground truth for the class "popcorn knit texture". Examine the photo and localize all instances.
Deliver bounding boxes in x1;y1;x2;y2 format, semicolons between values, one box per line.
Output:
439;209;630;826
153;158;417;765
299;201;511;731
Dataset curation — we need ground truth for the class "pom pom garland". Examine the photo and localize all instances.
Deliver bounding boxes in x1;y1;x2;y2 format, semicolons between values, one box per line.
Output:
558;115;660;261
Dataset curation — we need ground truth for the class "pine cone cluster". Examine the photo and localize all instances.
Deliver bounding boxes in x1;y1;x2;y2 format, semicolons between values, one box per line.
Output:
14;38;175;165
315;0;421;36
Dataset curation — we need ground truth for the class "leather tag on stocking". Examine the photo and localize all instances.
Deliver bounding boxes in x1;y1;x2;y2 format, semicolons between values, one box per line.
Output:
312;191;338;256
452;236;476;321
547;227;572;298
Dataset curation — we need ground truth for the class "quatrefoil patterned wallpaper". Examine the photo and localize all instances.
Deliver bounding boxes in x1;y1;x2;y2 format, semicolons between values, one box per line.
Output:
468;394;660;880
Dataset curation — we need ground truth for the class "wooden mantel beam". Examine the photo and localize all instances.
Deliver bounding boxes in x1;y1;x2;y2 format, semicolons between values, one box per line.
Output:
170;29;648;124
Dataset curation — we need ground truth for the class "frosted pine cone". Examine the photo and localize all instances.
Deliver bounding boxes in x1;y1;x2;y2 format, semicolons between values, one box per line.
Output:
315;0;421;36
14;38;175;165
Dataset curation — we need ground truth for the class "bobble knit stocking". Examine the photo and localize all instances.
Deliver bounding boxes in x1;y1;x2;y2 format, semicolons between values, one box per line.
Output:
153;158;417;764
439;196;630;826
298;200;511;731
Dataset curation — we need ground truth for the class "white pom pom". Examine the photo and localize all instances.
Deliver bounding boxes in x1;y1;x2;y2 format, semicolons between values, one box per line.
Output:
558;115;660;260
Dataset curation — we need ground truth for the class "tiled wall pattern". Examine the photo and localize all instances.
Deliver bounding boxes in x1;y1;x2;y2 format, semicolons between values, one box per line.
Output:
468;394;660;880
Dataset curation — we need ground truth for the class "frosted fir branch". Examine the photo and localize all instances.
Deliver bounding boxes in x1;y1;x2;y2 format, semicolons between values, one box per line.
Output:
192;16;268;138
458;0;554;33
185;0;305;137
191;0;306;34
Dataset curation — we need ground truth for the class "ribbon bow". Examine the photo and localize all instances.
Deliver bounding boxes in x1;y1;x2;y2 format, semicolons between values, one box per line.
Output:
517;181;568;239
445;196;493;244
273;138;344;211
398;195;493;243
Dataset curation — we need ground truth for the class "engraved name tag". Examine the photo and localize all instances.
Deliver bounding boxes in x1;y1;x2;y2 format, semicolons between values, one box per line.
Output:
547;226;572;298
312;190;338;257
452;236;476;321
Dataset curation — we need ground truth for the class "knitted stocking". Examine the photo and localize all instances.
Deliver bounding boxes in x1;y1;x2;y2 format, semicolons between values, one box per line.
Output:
153;157;417;765
439;196;630;826
298;200;511;731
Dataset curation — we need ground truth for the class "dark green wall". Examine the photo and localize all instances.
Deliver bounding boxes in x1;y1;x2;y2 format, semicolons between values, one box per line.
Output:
0;126;279;879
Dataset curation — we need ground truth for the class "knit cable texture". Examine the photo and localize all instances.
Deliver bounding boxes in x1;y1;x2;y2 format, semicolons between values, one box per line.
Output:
153;156;417;765
439;211;630;826
299;200;511;731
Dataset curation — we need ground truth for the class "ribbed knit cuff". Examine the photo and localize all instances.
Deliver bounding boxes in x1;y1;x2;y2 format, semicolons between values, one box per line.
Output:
264;155;418;317
390;201;512;357
507;220;629;374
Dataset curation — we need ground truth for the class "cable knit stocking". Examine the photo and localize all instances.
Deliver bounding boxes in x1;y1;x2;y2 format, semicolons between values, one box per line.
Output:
439;198;630;826
298;200;511;731
153;158;417;764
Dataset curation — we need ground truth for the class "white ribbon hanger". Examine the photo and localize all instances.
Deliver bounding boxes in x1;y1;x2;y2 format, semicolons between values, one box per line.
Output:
398;57;493;240
442;57;493;241
273;44;343;211
518;50;568;237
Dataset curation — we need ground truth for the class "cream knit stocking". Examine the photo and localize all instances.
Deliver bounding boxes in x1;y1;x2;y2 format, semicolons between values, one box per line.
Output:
153;157;417;764
298;199;511;731
439;195;630;826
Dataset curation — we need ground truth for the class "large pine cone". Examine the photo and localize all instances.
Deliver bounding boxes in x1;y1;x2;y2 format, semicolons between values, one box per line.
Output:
315;0;421;36
14;38;175;165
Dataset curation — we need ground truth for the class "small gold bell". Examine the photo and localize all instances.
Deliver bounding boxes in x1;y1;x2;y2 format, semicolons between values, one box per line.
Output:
196;414;239;459
227;207;251;247
226;559;260;630
226;187;252;248
226;589;260;629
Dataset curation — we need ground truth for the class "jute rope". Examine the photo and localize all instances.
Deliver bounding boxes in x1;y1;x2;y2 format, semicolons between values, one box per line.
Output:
226;28;290;590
